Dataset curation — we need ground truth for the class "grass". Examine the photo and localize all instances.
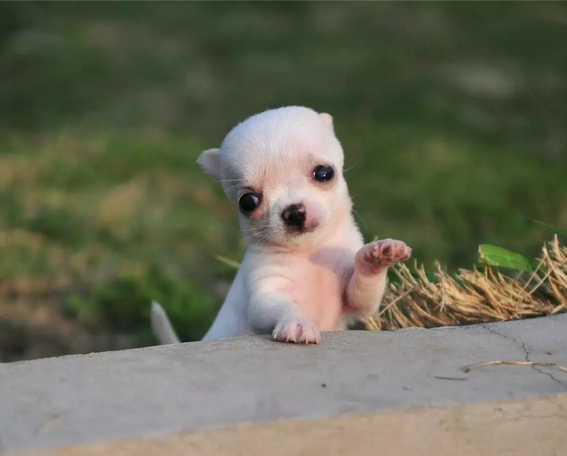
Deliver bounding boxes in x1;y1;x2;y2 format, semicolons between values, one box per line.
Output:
0;2;566;361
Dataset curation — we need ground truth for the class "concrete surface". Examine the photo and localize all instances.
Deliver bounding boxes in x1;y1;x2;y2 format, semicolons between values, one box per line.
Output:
1;314;566;454
17;394;567;456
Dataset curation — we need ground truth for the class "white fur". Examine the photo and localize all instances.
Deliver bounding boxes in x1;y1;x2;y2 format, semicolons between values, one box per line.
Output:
151;106;411;345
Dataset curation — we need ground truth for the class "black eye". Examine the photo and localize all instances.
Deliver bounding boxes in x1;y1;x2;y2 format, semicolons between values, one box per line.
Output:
313;165;334;183
238;193;261;213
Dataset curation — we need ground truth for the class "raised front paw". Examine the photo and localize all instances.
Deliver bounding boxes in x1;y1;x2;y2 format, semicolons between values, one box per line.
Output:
273;318;321;344
357;238;412;274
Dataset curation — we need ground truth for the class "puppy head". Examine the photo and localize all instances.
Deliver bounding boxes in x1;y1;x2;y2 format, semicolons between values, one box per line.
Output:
197;106;351;249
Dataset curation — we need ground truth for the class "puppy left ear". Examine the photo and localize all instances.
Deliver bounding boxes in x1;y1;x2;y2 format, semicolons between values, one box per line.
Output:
319;113;334;131
197;148;221;179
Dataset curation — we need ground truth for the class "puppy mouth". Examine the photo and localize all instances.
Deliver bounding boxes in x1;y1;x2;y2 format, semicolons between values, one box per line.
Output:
284;221;320;236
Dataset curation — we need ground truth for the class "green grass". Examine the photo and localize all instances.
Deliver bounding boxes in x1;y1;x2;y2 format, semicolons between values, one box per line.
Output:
0;2;566;360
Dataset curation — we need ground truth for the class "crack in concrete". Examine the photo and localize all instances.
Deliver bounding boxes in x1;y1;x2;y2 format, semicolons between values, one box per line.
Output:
481;324;567;389
481;324;522;346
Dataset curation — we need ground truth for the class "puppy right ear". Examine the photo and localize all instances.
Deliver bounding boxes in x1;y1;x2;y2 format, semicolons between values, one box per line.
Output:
197;148;221;179
319;113;334;132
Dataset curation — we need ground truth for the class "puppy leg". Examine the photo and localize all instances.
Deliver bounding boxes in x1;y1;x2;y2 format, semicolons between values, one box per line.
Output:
344;239;412;318
248;291;321;344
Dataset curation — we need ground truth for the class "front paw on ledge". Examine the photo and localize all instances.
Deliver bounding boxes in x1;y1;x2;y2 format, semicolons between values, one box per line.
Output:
272;318;321;344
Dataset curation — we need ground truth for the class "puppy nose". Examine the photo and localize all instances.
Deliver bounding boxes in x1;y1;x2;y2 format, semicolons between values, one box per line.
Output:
281;203;306;228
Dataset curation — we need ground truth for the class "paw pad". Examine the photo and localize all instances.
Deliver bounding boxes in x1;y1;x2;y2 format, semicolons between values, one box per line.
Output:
362;239;412;270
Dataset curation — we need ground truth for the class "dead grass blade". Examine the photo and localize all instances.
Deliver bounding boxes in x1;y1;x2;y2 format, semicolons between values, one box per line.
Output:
462;360;557;373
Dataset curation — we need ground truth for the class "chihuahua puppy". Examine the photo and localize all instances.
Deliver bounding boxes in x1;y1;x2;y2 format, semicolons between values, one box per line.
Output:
152;106;411;344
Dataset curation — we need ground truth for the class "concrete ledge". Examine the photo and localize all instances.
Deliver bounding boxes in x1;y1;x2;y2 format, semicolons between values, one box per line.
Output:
2;314;567;454
17;394;567;456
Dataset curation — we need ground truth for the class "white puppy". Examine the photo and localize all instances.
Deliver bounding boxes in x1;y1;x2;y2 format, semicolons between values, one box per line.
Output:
152;106;411;345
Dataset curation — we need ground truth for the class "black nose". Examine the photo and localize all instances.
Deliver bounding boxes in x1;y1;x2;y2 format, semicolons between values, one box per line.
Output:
281;203;306;228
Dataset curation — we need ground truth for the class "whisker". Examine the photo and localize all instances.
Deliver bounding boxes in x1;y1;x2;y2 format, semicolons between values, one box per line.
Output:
343;161;360;174
223;183;246;192
215;179;244;184
352;208;369;233
242;225;271;238
244;227;271;233
242;221;271;231
251;225;277;244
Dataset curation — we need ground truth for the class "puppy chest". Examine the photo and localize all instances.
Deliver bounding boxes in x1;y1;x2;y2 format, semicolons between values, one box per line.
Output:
284;262;346;330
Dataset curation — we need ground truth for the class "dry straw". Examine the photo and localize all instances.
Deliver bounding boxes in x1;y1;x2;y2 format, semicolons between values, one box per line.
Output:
364;236;567;331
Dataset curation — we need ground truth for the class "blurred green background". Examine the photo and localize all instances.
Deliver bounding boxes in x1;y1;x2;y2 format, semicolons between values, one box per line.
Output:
0;2;566;361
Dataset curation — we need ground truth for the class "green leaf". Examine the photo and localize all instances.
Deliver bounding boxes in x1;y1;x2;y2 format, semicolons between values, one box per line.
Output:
533;220;567;236
478;244;537;272
215;255;241;270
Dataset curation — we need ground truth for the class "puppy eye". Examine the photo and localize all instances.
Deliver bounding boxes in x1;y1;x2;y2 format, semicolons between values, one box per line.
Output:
313;165;334;183
238;193;261;213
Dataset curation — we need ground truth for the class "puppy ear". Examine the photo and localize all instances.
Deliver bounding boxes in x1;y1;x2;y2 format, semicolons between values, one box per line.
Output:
319;113;334;132
197;148;221;179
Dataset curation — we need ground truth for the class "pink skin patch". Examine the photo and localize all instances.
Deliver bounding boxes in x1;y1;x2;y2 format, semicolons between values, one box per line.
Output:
302;201;323;231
